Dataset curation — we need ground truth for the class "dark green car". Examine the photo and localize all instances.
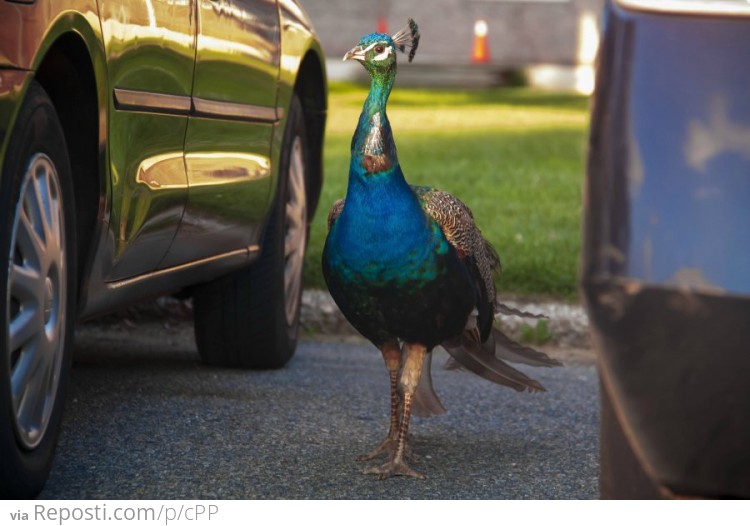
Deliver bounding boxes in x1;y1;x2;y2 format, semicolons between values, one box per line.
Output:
0;0;326;497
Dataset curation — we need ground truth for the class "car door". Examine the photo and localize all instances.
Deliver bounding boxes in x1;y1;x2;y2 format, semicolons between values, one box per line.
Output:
160;0;282;266
99;0;196;279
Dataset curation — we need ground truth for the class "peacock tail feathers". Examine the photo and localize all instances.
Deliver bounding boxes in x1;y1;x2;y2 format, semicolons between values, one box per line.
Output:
411;352;447;417
441;334;547;393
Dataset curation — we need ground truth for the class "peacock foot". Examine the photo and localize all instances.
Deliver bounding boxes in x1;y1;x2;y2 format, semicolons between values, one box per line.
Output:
357;436;397;462
357;435;417;462
363;457;426;480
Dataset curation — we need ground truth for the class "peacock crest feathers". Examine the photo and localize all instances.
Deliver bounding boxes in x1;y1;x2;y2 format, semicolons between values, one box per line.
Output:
391;18;420;63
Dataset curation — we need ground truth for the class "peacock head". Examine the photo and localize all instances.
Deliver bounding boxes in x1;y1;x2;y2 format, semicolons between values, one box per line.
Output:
343;18;420;76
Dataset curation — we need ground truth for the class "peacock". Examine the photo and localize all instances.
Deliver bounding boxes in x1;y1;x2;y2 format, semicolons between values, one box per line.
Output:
322;19;562;479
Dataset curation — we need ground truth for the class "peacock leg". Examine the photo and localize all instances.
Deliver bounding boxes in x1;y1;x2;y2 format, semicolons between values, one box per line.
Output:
364;342;427;479
358;339;401;461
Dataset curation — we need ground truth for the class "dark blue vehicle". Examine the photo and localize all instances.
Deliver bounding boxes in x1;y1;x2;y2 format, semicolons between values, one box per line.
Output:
583;0;750;499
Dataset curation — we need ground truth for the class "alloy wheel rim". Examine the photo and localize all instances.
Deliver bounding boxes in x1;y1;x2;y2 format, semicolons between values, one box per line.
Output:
7;153;67;450
283;137;307;328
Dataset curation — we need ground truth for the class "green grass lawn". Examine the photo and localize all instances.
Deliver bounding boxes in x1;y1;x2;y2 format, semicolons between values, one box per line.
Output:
304;82;589;299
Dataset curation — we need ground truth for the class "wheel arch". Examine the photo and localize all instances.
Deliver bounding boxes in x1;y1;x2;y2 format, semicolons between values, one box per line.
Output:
277;0;327;221
33;29;105;310
293;50;327;220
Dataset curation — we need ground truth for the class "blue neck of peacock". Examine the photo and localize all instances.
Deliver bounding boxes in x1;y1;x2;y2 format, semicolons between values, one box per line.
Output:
350;65;399;179
338;61;437;269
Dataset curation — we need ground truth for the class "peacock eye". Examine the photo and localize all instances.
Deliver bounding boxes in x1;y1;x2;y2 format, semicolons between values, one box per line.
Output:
374;45;385;54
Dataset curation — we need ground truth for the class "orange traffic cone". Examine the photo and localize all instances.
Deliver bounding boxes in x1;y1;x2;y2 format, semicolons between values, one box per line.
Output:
377;17;388;34
471;19;490;64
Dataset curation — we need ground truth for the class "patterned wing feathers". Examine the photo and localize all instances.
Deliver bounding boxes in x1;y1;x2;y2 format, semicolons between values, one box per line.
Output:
327;198;345;231
412;186;499;307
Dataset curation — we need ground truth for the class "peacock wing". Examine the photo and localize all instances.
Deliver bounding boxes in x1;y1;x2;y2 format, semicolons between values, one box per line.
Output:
411;186;500;302
327;198;345;231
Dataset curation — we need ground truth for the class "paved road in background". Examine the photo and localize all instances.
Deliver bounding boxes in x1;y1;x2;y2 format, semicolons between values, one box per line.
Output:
40;322;599;499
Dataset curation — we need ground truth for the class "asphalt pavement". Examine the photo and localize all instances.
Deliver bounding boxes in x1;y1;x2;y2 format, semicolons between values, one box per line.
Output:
40;320;599;499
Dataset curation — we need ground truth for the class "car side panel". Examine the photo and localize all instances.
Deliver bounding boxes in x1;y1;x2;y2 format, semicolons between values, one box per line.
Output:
0;0;325;320
162;0;280;266
98;0;194;279
0;71;33;175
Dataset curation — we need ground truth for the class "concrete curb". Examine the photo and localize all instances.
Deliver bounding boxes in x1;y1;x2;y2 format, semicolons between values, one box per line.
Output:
97;290;591;350
301;289;591;348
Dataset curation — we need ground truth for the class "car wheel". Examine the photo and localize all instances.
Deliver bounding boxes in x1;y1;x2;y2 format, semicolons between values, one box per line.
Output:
0;82;76;498
193;95;308;368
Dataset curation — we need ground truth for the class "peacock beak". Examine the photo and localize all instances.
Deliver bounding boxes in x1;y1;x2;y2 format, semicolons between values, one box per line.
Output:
343;46;366;62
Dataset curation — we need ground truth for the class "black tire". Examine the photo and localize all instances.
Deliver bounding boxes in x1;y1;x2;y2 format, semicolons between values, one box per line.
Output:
0;81;76;498
193;95;309;369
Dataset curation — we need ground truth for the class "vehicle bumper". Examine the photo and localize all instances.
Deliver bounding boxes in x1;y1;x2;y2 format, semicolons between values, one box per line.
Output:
584;279;750;497
583;1;750;497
